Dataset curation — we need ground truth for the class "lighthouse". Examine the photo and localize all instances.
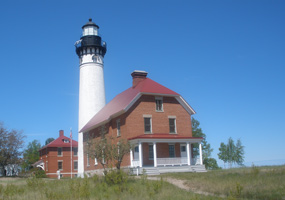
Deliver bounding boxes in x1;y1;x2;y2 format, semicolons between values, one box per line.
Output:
75;19;107;176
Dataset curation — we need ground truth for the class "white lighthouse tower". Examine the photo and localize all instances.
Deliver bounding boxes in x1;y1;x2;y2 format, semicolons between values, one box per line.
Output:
75;19;107;176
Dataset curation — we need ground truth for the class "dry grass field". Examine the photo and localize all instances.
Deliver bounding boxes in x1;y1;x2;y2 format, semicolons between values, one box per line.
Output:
0;165;284;200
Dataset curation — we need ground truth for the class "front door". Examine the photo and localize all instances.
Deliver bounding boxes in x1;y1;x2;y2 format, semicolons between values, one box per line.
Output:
180;144;187;158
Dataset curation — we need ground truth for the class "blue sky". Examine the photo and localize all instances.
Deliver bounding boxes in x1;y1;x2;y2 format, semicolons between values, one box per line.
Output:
0;0;284;167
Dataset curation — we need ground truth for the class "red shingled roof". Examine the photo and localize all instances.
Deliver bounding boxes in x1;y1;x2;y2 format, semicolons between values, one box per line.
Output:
80;77;193;133
40;135;78;150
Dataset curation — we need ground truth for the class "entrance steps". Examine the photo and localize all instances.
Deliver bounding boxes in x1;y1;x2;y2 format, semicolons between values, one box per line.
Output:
130;165;207;175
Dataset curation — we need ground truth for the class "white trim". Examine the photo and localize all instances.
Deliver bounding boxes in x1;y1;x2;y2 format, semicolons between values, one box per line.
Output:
199;143;203;165
139;142;142;167
186;142;191;166
116;119;121;137
153;142;157;167
143;114;152;118
124;93;142;111
175;96;196;115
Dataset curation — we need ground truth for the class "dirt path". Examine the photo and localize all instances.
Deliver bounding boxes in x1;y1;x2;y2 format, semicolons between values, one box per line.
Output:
146;176;224;197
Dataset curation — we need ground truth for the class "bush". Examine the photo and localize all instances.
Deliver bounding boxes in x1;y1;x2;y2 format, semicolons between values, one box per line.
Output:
104;169;128;185
34;169;47;178
204;158;221;170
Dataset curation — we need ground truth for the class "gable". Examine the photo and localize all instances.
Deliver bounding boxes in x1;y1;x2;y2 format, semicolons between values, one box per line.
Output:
80;78;195;133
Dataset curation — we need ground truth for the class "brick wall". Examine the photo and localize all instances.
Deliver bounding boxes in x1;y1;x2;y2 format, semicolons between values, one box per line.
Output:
84;94;193;171
40;147;78;178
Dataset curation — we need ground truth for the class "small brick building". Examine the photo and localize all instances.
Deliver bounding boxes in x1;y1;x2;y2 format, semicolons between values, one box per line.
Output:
38;130;78;178
80;71;204;174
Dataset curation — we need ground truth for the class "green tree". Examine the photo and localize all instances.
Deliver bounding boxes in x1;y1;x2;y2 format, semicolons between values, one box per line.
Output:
45;137;55;145
218;142;228;168
234;139;244;166
191;117;219;170
218;137;245;168
86;125;131;174
0;122;25;176
22;140;41;170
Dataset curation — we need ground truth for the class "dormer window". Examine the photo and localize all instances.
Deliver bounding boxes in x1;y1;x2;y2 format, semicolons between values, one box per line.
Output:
155;97;163;112
63;139;70;143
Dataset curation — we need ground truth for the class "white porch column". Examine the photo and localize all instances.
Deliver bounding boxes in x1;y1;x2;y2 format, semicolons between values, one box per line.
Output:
130;148;133;167
186;142;191;165
139;142;142;167
153;142;157;167
199;143;203;165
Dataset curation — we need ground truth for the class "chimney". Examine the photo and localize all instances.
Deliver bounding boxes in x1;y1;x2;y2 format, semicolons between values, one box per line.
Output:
131;70;148;87
59;130;64;137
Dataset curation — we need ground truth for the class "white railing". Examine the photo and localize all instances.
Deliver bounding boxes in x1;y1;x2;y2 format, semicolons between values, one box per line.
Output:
132;159;140;167
157;157;188;166
192;157;201;165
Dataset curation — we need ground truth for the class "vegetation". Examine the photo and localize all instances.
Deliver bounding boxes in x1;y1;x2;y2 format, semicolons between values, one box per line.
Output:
162;165;285;200
86;125;131;174
218;137;245;168
22;140;41;170
0;122;25;176
192;118;220;170
45;138;55;145
0;165;284;199
0;171;218;200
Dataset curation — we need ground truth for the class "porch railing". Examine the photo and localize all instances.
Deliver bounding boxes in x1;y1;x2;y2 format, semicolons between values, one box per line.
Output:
132;159;140;167
157;157;188;166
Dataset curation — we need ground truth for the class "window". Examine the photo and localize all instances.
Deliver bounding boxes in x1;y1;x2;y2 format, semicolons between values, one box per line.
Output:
63;139;70;143
134;146;139;153
46;161;48;171
169;144;175;158
74;161;78;170
58;161;63;170
117;119;121;136
74;148;78;156
57;147;62;156
149;144;153;160
169;118;176;133
144;117;152;133
155;97;163;111
94;158;98;165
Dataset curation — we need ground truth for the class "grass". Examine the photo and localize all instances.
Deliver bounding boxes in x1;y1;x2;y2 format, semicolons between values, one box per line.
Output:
0;165;284;200
161;165;285;200
0;173;219;200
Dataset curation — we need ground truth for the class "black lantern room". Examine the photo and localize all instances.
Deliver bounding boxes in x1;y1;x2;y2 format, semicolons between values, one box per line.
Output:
75;19;107;57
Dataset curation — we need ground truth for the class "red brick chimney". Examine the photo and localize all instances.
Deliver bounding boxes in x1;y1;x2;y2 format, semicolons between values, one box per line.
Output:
131;70;148;87
59;130;64;137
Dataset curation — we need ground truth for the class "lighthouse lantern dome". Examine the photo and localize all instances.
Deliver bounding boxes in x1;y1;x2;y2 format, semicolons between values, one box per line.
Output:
82;18;99;36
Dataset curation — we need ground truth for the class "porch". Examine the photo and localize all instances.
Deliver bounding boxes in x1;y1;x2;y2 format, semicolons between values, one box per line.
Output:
129;135;206;174
130;165;207;175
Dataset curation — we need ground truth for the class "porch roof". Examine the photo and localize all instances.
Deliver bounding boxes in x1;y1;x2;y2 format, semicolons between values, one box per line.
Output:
128;134;203;143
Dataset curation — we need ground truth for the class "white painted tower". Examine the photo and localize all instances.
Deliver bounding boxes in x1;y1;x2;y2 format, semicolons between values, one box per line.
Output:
75;19;107;176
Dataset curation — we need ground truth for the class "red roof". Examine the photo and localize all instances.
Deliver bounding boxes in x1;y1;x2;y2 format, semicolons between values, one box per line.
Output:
40;135;78;150
80;78;191;133
128;134;203;140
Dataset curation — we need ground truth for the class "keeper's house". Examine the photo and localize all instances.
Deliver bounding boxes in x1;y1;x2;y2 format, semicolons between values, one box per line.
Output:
36;130;78;178
81;71;206;175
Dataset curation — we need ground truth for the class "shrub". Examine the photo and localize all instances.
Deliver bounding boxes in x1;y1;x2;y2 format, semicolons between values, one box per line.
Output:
34;169;47;178
104;169;128;185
